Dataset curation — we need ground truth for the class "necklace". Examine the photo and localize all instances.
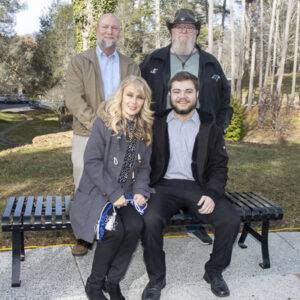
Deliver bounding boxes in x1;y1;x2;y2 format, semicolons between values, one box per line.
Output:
173;50;196;69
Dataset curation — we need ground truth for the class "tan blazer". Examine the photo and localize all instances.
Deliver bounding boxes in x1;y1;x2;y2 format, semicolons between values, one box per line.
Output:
64;48;140;136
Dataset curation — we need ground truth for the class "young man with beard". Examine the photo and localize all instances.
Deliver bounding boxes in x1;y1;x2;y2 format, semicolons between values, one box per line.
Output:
65;13;140;256
140;9;232;132
141;72;240;299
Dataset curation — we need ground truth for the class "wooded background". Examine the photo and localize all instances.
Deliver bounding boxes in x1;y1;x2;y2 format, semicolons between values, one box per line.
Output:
0;0;299;135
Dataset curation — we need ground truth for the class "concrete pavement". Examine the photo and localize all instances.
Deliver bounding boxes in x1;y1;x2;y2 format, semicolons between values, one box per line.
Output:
0;232;299;300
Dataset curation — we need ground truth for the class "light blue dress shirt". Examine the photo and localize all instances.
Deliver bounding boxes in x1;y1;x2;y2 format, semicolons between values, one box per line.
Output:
164;110;201;180
96;46;120;101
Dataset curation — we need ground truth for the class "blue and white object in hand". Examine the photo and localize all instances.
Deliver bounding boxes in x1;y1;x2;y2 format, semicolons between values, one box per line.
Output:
125;193;147;215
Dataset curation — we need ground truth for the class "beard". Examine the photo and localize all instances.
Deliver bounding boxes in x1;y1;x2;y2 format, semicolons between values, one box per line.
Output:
97;37;116;50
171;36;195;55
171;98;197;115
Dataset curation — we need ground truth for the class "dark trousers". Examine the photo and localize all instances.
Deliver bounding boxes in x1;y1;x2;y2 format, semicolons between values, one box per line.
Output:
87;205;143;287
142;179;240;283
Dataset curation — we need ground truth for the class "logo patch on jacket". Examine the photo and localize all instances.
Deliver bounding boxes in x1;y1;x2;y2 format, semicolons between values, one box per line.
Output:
150;68;158;74
211;74;221;82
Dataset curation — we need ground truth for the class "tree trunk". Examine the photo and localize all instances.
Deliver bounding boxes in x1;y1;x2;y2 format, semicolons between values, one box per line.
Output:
236;0;246;102
208;0;214;53
205;0;209;24
258;0;264;105
248;28;257;108
276;0;294;96
155;0;160;48
82;0;93;51
230;0;235;94
217;0;227;61
222;0;227;28
263;0;277;87
270;0;280;95
243;1;252;100
291;0;300;100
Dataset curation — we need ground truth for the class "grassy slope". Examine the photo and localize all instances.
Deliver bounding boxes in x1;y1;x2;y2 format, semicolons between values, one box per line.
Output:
0;112;26;131
0;110;63;150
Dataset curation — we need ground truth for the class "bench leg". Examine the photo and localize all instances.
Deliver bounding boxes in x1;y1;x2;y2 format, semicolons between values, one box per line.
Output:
11;229;22;287
238;223;249;249
20;231;25;261
259;220;270;269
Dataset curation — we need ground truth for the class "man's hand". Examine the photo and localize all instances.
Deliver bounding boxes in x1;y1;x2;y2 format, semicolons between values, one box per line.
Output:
134;194;147;206
198;195;215;214
113;196;127;208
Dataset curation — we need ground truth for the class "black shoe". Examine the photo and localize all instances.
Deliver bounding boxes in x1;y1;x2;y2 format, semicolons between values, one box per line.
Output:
193;227;213;245
203;272;230;297
142;279;166;300
107;282;125;300
85;280;108;300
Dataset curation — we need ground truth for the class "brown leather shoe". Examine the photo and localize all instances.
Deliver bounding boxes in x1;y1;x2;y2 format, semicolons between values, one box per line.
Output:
72;241;89;256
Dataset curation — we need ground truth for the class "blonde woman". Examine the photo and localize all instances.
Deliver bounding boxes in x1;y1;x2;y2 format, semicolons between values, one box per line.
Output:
70;75;154;300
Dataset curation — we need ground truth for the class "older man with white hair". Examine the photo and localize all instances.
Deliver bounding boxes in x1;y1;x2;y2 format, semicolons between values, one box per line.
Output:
65;13;140;256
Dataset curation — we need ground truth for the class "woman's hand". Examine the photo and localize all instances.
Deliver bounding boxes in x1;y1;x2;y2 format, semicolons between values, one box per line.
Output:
134;194;147;206
113;196;127;208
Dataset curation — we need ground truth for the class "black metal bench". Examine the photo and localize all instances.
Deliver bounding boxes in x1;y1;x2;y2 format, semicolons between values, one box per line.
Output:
176;192;283;269
1;195;72;287
1;192;283;287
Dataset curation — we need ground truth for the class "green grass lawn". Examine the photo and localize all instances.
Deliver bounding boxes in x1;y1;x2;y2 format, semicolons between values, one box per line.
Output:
0;112;26;131
226;142;300;229
0;110;63;149
6;115;61;144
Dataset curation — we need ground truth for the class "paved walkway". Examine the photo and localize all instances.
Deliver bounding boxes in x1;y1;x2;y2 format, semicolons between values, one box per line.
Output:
0;104;33;113
0;232;299;299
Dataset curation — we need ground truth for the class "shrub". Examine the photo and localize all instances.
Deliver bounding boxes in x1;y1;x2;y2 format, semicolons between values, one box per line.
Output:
225;98;245;141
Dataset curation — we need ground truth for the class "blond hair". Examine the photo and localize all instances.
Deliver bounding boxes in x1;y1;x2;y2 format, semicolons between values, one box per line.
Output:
98;75;153;145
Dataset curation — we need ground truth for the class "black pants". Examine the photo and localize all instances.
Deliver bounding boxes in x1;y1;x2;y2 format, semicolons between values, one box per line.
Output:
142;179;240;283
87;205;143;287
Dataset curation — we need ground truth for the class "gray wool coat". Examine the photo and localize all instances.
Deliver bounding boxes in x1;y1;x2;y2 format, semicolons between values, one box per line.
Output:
70;117;153;243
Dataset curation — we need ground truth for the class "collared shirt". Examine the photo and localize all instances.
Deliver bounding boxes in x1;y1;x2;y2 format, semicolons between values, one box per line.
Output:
96;45;120;101
167;51;200;109
164;110;200;180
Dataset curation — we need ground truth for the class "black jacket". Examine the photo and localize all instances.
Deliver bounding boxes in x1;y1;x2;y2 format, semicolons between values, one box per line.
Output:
140;44;232;131
150;110;229;202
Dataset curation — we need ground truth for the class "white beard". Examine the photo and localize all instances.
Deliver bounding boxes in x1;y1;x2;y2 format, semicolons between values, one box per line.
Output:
171;37;195;55
97;38;116;50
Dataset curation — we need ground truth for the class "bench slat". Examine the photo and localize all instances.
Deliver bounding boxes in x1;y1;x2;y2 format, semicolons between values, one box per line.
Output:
55;196;62;224
236;192;270;218
244;192;277;218
23;196;34;225
2;196;16;226
13;197;25;225
225;192;251;221
45;196;53;225
229;192;262;220
64;196;71;223
34;196;43;225
249;192;283;219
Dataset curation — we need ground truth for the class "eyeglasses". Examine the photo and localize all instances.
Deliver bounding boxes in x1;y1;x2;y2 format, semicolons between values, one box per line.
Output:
100;25;120;32
172;24;196;33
